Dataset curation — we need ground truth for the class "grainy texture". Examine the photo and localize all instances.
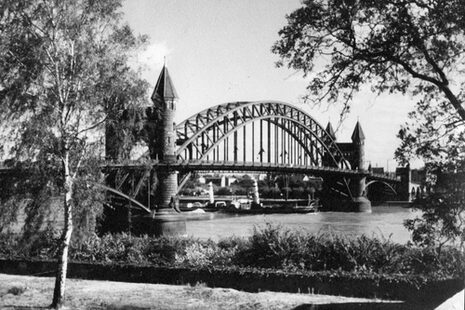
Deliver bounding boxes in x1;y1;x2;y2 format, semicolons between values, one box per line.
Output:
0;273;398;310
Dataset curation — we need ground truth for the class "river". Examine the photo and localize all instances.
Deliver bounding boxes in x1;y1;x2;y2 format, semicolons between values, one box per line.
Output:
186;206;421;244
5;202;421;245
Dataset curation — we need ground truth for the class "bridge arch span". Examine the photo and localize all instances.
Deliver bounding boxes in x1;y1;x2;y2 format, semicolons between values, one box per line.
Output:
365;180;397;196
176;101;350;169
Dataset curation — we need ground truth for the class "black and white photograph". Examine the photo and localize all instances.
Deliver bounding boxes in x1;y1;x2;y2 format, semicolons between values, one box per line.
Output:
0;0;463;309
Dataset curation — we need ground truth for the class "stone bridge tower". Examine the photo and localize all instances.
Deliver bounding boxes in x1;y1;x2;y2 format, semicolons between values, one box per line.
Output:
150;65;186;235
350;121;372;212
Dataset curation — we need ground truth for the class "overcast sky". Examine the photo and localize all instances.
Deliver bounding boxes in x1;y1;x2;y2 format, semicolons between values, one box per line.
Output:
122;0;420;171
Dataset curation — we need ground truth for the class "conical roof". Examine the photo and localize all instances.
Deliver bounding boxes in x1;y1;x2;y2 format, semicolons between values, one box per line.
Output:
325;122;336;140
151;65;178;103
351;121;365;142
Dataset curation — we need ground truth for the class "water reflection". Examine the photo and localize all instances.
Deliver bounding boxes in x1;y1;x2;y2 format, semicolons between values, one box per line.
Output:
186;206;421;244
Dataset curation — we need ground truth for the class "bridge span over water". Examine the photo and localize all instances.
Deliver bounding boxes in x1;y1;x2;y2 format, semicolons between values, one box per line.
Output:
0;65;415;236
102;65;411;235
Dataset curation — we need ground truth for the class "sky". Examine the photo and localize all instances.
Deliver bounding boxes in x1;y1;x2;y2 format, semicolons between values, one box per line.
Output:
122;0;419;171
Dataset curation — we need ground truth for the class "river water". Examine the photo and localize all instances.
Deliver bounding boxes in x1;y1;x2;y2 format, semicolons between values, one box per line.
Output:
186;206;421;244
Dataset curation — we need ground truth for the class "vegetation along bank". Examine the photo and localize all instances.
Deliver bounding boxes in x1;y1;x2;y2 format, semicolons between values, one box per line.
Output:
0;224;463;305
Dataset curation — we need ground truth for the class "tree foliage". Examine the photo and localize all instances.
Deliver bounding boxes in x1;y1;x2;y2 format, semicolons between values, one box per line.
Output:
0;0;149;307
272;0;465;122
405;165;465;252
0;0;148;230
273;0;465;251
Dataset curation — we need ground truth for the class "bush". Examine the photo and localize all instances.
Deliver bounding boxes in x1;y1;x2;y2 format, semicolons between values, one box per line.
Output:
0;232;19;258
233;224;465;276
71;233;147;263
71;233;197;265
0;225;463;278
175;242;236;267
236;224;308;269
0;226;60;259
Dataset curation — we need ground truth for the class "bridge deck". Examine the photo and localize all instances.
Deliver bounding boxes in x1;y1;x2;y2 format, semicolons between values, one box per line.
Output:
1;161;399;183
103;160;399;183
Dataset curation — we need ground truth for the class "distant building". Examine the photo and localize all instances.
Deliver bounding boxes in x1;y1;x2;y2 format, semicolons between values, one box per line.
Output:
371;167;384;174
199;174;236;187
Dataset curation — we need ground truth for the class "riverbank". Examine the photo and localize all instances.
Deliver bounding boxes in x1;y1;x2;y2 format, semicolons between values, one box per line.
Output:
1;224;463;307
0;273;402;310
0;258;461;307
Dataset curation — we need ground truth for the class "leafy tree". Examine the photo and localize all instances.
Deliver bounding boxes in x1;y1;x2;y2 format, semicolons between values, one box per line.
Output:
273;0;465;121
405;163;465;252
395;92;464;253
0;0;148;308
272;0;465;161
273;0;465;250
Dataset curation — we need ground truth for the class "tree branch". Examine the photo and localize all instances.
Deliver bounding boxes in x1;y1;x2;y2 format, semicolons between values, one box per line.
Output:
76;116;107;137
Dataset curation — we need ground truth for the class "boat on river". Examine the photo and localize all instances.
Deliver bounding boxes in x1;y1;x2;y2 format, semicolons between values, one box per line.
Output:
180;179;318;215
223;199;318;214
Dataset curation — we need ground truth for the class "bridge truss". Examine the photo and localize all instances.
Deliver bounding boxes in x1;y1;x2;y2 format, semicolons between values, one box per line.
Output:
104;101;399;211
176;101;350;169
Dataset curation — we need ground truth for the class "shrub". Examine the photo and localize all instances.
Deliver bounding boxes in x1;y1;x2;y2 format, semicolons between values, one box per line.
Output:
71;233;145;263
0;225;463;278
235;224;308;269
233;224;465;276
143;236;195;265
0;232;19;258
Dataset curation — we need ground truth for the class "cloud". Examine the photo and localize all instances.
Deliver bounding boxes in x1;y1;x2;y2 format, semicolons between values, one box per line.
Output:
130;42;172;75
137;42;172;69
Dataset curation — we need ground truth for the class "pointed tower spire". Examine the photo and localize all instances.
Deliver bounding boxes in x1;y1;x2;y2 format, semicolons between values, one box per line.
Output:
149;64;178;162
351;121;365;143
325;122;337;140
151;64;178;104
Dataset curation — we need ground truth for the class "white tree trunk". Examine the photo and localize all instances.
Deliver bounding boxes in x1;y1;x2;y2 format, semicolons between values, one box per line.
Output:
52;149;73;309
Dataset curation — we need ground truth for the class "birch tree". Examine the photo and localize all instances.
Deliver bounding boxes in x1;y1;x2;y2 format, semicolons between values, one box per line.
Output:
0;0;148;308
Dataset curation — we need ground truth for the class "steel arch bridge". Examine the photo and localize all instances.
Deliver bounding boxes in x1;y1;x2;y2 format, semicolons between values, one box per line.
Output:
103;100;401;214
175;101;349;169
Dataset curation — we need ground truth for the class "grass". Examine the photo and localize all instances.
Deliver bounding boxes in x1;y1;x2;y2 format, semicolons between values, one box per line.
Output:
0;274;397;310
